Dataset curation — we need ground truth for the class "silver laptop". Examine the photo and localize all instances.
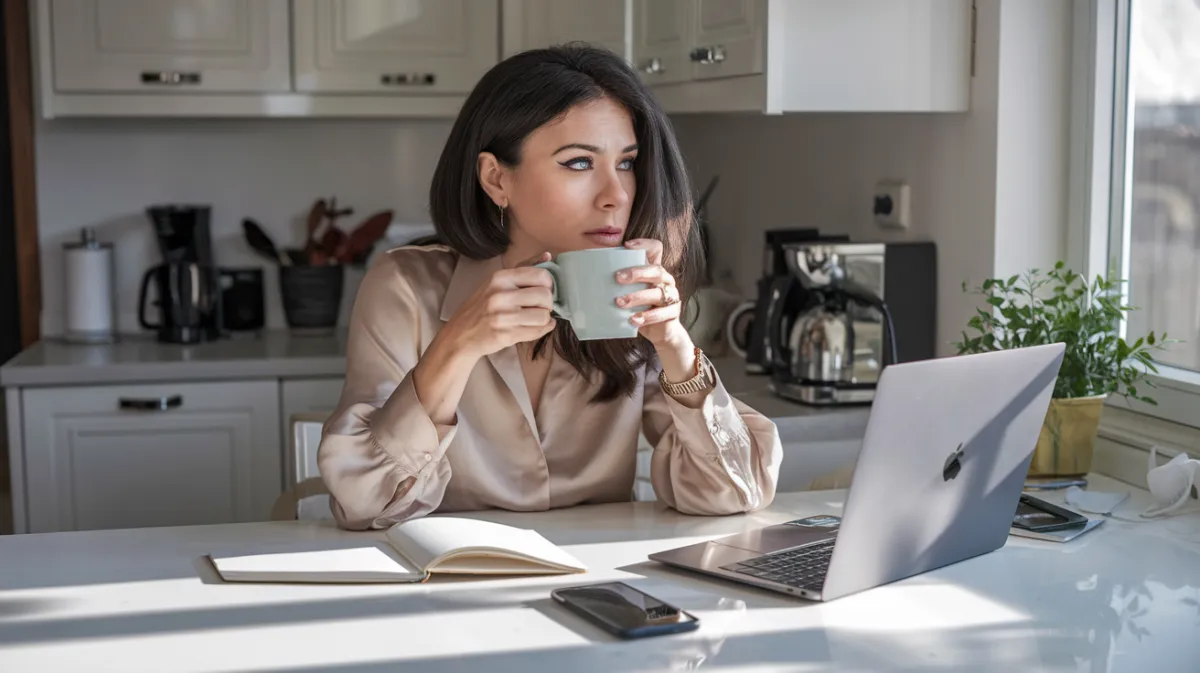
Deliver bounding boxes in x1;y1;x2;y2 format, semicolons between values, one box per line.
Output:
649;343;1066;602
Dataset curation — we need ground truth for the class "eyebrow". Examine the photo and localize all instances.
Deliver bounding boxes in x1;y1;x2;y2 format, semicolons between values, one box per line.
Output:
553;143;639;155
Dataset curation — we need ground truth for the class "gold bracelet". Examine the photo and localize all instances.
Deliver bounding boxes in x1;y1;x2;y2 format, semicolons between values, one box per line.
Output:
659;347;716;396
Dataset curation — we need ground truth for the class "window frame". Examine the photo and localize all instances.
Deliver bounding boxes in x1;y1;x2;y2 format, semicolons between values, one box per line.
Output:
1071;0;1200;430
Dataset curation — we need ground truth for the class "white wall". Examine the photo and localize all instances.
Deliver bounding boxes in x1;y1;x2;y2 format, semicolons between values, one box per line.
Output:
35;118;451;337
671;0;1072;357
992;0;1072;277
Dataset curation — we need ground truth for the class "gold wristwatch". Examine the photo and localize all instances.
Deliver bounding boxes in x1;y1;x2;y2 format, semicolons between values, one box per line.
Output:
659;347;717;396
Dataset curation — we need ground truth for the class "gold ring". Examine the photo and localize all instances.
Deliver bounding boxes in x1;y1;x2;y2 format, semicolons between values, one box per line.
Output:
660;283;679;306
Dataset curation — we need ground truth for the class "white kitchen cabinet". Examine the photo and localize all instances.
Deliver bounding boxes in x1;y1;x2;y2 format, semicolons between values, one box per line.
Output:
292;0;500;94
32;0;972;117
632;0;690;86
280;377;344;484
502;0;629;59
689;0;763;81
48;0;291;93
636;0;973;113
21;381;281;533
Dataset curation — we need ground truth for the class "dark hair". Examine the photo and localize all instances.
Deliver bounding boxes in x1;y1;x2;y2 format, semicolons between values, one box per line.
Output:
429;43;702;401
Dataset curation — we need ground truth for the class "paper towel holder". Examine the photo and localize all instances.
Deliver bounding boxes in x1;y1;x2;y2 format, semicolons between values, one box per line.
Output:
62;226;117;344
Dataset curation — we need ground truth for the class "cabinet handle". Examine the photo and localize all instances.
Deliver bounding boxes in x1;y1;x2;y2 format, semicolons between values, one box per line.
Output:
381;73;437;86
118;395;183;411
640;57;665;74
689;46;726;64
140;71;202;85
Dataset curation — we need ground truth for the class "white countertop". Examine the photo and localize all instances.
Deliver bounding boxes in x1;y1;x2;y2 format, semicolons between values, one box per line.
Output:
1;474;1196;672
0;332;870;439
0;330;350;386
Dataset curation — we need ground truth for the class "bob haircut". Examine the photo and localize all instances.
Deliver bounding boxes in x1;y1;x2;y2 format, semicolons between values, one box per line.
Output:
429;43;702;401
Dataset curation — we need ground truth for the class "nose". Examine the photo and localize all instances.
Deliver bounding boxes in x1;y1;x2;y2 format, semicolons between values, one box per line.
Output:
595;168;631;211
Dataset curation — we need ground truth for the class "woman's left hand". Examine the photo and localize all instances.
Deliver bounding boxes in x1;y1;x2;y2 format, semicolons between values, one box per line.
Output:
615;239;691;351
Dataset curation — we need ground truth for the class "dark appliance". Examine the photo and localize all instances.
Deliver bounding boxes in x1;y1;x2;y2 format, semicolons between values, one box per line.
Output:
139;205;223;344
219;267;265;332
739;229;851;374
767;241;937;405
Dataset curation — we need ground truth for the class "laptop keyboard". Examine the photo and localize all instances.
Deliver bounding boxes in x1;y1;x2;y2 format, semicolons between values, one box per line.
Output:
723;538;836;591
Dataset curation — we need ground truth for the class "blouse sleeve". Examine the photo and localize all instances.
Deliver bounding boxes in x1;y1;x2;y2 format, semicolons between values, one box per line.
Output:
317;255;457;530
642;360;783;515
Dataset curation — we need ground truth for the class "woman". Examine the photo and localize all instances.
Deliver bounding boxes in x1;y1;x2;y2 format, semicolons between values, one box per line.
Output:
318;44;782;531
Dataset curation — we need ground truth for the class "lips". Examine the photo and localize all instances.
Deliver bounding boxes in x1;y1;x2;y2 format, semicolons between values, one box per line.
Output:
584;227;624;246
585;227;623;236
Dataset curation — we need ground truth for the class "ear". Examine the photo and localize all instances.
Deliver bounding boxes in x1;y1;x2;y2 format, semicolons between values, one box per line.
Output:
477;152;511;209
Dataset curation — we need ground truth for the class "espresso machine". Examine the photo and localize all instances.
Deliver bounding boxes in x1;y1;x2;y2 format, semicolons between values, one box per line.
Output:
138;205;223;344
764;241;937;406
734;229;850;374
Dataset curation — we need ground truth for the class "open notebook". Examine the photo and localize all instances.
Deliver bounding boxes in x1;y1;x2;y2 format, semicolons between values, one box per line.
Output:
208;517;587;583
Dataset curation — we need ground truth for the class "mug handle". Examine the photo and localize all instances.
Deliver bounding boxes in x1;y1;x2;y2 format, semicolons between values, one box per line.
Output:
535;261;571;320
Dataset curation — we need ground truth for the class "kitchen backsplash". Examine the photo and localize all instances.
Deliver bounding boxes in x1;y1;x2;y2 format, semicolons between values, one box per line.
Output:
37;109;1029;356
36;117;452;337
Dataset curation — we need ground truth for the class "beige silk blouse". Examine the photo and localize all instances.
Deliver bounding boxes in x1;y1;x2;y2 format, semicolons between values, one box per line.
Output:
317;245;783;530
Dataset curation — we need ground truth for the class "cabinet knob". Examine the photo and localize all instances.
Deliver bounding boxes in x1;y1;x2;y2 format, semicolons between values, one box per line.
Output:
118;395;183;411
381;73;437;86
140;71;201;85
689;46;726;64
640;57;665;74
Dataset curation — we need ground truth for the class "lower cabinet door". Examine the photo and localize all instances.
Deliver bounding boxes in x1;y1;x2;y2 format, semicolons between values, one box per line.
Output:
22;380;281;533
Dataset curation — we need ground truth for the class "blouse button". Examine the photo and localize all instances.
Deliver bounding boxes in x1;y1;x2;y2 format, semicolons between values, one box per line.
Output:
424;453;433;462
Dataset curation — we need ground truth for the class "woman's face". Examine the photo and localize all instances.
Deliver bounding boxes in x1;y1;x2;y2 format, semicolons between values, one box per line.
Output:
480;96;638;259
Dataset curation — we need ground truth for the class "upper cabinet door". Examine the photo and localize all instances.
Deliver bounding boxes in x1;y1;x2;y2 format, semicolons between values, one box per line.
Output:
632;0;691;86
503;0;628;60
50;0;291;93
689;0;764;80
293;0;500;94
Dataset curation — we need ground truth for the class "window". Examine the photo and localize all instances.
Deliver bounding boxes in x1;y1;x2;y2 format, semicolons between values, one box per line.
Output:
1078;0;1200;427
1126;0;1200;373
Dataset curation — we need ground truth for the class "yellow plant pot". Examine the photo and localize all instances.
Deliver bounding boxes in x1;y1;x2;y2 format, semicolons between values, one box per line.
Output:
1029;395;1107;477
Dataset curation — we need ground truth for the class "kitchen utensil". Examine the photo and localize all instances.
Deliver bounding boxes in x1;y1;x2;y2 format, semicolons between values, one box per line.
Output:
694;175;719;286
242;218;290;266
695;175;719;215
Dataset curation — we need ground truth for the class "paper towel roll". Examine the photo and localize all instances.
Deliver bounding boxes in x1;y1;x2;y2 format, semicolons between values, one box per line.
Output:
63;228;116;343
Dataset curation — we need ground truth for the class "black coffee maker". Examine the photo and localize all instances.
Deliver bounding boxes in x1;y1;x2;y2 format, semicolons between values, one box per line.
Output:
736;229;850;374
138;205;223;344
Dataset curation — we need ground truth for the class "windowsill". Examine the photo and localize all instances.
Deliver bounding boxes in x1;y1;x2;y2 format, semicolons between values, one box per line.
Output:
1103;365;1200;430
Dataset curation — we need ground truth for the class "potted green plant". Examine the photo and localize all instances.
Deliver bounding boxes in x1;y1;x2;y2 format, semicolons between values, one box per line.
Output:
953;261;1172;477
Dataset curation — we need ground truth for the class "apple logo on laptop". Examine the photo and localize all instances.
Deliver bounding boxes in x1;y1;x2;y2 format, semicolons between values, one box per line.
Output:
943;443;965;481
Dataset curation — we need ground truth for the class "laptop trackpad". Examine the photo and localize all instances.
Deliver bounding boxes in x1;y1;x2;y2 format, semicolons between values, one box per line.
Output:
716;524;836;554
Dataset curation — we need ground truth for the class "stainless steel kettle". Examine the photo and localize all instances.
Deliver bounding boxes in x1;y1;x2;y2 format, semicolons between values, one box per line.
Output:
787;302;855;384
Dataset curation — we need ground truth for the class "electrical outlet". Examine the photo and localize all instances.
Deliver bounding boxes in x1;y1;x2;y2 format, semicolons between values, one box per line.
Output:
873;180;910;229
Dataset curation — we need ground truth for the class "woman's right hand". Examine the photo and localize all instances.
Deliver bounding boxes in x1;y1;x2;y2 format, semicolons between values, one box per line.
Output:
442;252;557;359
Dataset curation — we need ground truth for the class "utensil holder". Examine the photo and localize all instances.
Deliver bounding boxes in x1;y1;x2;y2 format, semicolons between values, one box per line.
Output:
279;264;344;331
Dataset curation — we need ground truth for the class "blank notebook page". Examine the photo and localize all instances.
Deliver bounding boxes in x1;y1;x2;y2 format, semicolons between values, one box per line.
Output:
386;517;585;572
210;540;425;583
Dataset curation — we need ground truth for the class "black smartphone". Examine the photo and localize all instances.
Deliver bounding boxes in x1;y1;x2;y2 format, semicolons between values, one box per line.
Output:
550;581;700;639
1012;494;1088;532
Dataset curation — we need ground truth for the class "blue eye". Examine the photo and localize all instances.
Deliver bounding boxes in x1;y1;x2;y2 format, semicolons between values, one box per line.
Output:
619;157;636;171
562;157;592;170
